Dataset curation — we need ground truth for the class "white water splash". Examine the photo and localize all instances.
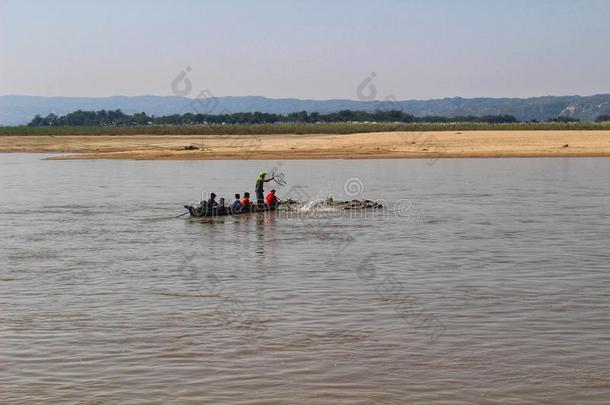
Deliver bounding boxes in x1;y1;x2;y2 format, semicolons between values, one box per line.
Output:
295;199;341;213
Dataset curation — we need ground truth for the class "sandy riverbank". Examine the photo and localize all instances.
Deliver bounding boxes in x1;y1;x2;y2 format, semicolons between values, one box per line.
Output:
1;131;610;159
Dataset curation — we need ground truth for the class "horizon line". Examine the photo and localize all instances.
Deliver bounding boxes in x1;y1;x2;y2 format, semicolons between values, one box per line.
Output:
3;92;610;103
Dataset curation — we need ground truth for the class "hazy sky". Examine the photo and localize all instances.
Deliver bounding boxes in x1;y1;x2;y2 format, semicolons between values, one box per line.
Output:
1;0;609;100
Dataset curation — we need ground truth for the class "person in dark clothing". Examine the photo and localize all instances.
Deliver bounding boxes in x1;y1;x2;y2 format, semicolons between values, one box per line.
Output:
207;193;218;209
255;171;274;207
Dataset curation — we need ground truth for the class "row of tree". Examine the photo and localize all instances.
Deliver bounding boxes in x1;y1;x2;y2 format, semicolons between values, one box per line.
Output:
28;110;151;127
595;115;610;122
28;109;608;127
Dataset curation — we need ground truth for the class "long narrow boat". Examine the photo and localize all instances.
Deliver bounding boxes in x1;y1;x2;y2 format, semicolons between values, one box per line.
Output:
184;203;276;218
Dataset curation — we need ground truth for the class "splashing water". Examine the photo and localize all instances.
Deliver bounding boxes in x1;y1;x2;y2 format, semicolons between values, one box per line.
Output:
294;199;341;213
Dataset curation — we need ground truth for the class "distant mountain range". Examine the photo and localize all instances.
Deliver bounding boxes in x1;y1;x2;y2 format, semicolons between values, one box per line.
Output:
2;94;610;126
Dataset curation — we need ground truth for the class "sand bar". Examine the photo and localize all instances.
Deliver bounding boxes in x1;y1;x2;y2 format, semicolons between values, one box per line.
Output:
1;131;610;160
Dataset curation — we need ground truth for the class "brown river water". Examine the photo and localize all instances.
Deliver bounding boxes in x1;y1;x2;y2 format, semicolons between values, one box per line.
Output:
1;154;610;404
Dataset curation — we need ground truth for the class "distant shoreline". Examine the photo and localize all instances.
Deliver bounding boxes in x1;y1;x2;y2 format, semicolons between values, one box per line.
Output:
2;130;610;160
3;121;610;137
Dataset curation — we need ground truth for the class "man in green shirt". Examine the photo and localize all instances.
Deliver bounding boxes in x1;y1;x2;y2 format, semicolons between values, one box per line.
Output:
255;171;274;207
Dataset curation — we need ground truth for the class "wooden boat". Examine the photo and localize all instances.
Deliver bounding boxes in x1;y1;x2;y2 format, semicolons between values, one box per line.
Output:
184;203;277;218
181;197;382;219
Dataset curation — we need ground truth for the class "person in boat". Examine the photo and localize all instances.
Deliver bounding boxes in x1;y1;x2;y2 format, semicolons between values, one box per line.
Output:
207;193;218;209
241;192;252;211
265;189;280;208
230;193;242;212
255;172;274;207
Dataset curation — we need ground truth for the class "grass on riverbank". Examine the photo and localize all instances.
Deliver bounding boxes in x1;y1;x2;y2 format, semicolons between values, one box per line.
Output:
3;121;610;136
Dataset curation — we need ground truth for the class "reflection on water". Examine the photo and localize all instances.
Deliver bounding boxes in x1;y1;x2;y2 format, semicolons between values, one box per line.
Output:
1;154;610;404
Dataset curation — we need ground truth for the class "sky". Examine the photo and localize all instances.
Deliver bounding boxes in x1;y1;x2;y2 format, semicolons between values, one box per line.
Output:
1;0;609;100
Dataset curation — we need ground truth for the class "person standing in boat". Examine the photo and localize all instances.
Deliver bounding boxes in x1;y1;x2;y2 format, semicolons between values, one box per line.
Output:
255;172;274;207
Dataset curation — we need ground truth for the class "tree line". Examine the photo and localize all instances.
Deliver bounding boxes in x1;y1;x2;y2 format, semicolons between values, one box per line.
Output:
27;109;610;127
595;114;610;122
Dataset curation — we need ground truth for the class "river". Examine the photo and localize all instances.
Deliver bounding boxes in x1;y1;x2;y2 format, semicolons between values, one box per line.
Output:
1;154;610;404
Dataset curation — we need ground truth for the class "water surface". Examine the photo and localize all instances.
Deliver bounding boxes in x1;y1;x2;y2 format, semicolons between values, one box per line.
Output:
1;154;610;404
